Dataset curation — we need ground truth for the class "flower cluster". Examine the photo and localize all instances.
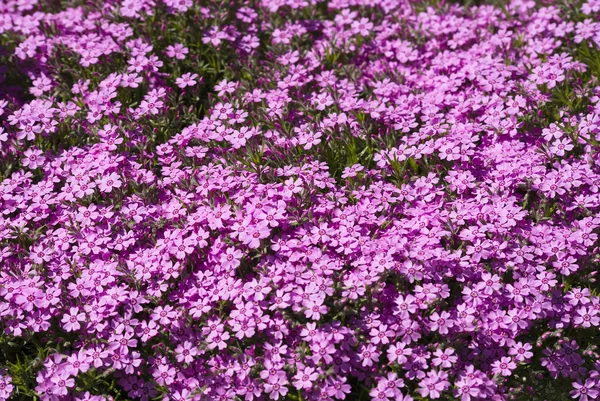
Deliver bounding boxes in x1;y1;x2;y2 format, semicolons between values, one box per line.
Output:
0;0;600;401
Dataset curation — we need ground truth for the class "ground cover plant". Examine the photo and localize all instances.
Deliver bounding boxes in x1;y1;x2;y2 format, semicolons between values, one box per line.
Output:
1;0;600;400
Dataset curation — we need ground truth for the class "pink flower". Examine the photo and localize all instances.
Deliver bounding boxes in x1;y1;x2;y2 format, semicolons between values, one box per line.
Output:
545;67;565;88
297;127;322;150
243;279;272;301
387;342;412;364
165;43;189;60
50;372;75;396
567;288;591;306
120;73;143;88
202;27;230;47
571;379;600;401
265;342;287;362
61;307;86;332
30;73;52;96
220;246;242;270
454;378;480;401
418;375;447;399
282;177;304;198
429;311;454;335
226;126;257;149
0;373;14;400
214;79;238;96
66;351;91;374
175;341;199;363
312;92;333;110
176;73;199;88
550;138;574;156
432;348;457;368
22;148;44;169
97;172;122;193
139;96;163;115
170;236;195;259
574;307;600;328
127;55;149;72
506;95;526;115
239;222;270;249
207;331;231;350
509;342;534;362
255;205;285;228
293;366;318;390
137;320;159;341
304;299;328;320
360;344;381;367
154;364;176;386
151;305;178;325
341;164;364;179
231;319;256;339
264;381;289;400
370;384;394;401
17;122;42;141
492;357;516;376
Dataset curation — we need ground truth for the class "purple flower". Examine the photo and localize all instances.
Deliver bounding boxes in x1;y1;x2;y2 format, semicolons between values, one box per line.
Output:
176;73;199;89
492;357;517;376
61;307;86;332
571;379;600;401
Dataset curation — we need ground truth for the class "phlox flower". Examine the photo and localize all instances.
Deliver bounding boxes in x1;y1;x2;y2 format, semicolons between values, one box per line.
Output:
454;378;480;401
574;307;600;328
97;172;122;193
175;341;198;363
151;305;178;325
509;342;534;362
293;366;318;390
21;148;44;169
50;372;75;396
176;73;199;88
61;307;86;331
165;43;189;60
202;27;230;47
432;348;457;368
550;138;574;156
571;379;599;401
360;344;381;367
492;357;516;376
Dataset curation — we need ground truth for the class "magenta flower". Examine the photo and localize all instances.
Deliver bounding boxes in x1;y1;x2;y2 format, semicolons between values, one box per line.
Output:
264;377;289;400
22;148;44;169
304;299;328;320
574;307;600;328
492;357;517;376
97;172;122;193
153;364;176;386
571;379;600;401
509;342;534;362
165;43;189;60
175;341;198;363
429;311;454;335
61;307;86;332
0;371;14;400
176;72;199;88
150;305;178;325
454;378;480;401
293;366;318;390
50;372;75;396
432;348;457;368
360;344;381;367
550;138;574;156
418;376;447;399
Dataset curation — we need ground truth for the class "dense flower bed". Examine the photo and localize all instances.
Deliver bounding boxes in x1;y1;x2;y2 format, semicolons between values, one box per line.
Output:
1;0;600;400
